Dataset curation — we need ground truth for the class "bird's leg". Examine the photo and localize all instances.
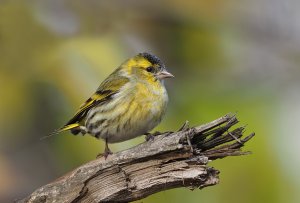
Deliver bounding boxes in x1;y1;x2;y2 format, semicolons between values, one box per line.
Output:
104;139;113;159
97;138;113;159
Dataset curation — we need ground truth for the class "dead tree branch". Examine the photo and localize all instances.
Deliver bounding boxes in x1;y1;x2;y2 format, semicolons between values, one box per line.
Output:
18;113;255;203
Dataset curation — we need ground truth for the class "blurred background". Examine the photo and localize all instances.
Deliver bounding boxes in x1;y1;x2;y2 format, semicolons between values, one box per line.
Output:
1;0;300;202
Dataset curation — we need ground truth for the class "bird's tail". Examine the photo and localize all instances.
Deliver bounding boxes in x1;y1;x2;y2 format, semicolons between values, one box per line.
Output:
41;123;80;140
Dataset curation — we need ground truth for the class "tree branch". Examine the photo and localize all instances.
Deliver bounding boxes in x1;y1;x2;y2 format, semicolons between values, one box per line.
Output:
18;113;255;203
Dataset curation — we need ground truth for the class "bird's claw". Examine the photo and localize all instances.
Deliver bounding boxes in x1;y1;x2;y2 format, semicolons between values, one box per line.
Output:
97;140;113;159
145;131;161;141
96;149;113;159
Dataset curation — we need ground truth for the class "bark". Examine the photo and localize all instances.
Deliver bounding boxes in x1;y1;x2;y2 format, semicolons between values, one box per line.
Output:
18;113;255;203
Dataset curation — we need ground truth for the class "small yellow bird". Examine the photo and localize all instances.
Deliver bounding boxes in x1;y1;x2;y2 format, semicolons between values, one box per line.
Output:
51;52;174;158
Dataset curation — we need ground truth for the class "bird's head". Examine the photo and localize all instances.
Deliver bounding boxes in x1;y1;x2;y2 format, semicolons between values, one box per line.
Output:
121;52;174;82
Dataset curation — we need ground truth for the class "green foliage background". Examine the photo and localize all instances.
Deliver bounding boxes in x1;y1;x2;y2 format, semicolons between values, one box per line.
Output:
0;1;300;202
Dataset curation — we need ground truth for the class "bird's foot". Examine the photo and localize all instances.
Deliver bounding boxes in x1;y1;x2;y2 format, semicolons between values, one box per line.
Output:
96;150;113;160
145;131;161;141
96;143;113;160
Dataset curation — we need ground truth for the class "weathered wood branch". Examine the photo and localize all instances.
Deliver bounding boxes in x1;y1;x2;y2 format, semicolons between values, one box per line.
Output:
18;113;255;203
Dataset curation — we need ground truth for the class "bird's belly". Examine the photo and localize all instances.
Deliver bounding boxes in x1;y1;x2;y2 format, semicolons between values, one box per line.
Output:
85;89;167;143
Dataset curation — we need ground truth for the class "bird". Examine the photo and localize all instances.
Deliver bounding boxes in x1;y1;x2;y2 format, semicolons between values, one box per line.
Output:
49;52;174;158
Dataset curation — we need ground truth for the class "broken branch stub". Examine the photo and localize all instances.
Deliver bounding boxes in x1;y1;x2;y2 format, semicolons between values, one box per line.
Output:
18;113;254;203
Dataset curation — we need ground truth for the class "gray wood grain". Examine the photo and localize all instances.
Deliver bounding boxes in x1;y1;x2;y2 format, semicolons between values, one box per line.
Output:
18;113;254;203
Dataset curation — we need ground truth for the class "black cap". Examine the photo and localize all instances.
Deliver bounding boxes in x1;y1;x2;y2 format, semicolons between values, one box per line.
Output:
140;52;165;68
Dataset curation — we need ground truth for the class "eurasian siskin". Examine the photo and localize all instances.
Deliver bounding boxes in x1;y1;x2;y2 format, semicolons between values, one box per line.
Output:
51;52;174;158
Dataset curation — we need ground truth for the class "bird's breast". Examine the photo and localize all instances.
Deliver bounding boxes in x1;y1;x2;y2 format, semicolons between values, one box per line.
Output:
85;80;168;143
135;81;168;115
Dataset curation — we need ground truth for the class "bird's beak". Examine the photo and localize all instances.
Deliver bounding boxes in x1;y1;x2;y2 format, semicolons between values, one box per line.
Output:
156;70;175;79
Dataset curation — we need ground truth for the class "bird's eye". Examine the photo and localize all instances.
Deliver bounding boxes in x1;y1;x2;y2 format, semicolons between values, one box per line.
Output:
146;67;154;73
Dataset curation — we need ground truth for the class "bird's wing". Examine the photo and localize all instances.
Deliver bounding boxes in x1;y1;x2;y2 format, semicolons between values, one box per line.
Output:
52;74;130;134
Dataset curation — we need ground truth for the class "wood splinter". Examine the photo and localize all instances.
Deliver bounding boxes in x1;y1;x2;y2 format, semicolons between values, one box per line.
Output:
18;113;255;203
